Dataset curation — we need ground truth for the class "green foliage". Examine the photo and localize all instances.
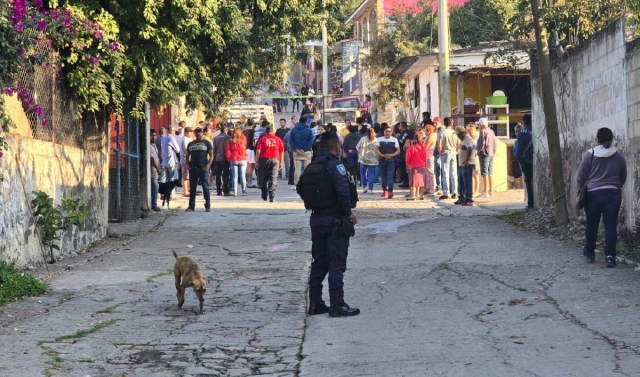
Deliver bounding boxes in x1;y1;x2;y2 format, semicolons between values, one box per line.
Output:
0;262;49;306
62;0;338;116
31;190;89;263
362;4;438;107
450;0;518;47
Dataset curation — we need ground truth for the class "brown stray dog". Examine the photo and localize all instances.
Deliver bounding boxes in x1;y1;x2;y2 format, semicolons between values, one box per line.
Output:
172;250;207;313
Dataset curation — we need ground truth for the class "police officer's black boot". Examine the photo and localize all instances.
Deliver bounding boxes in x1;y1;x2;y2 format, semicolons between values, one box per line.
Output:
329;302;360;317
307;301;329;315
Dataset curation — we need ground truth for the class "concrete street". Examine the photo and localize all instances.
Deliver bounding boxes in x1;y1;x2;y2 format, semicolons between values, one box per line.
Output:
2;180;640;377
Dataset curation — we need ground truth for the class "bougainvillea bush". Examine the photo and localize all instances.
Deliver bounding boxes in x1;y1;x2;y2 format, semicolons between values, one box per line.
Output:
0;0;124;180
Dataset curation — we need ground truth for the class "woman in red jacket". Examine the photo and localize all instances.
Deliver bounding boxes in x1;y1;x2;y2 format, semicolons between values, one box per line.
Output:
405;130;428;200
226;128;248;196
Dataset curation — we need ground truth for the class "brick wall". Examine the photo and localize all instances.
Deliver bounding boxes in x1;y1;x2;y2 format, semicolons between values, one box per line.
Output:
531;18;638;227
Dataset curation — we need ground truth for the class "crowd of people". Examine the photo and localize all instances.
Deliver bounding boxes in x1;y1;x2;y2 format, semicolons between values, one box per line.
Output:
149;110;514;211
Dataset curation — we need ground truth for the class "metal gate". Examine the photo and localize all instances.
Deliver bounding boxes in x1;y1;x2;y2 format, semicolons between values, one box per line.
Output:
108;115;141;222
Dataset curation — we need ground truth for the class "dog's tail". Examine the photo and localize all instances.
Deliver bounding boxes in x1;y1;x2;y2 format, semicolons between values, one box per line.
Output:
172;250;179;259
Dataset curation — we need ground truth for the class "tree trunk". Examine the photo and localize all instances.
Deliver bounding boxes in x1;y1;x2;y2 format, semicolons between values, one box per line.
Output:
530;0;569;225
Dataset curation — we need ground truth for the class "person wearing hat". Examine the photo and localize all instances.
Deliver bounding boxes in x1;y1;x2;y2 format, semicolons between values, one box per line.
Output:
455;125;477;206
185;126;213;212
475;117;497;198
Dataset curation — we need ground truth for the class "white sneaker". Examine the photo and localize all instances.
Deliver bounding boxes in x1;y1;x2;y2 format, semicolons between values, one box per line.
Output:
362;188;369;194
488;192;494;197
290;186;296;190
477;193;488;198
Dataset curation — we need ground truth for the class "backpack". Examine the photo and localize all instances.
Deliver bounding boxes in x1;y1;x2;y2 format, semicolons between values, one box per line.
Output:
297;160;358;210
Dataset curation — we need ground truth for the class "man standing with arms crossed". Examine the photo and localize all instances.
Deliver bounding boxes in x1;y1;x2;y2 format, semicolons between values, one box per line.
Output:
185;126;213;212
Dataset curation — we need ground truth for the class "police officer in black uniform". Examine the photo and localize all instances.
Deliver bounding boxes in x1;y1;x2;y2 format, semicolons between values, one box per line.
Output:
307;132;360;317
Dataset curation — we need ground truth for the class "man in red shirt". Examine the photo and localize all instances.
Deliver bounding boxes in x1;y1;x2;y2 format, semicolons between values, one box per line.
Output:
255;124;285;202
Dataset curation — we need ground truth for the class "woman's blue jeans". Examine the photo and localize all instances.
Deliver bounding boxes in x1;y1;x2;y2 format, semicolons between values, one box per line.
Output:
230;160;248;194
359;163;376;190
585;189;622;258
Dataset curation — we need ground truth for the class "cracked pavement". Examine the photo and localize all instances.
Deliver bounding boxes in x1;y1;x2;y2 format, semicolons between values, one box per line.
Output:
2;187;640;376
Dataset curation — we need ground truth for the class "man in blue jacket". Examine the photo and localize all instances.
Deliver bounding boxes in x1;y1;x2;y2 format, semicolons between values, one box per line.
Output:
290;116;315;186
516;114;534;210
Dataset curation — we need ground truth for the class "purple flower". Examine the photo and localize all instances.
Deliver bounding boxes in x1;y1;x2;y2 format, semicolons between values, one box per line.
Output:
61;17;72;26
94;32;103;39
51;9;60;19
63;8;71;17
36;20;47;31
11;0;27;23
4;88;14;96
42;119;49;127
110;41;120;51
17;88;29;101
16;48;24;57
90;56;101;67
0;150;4;158
14;22;24;32
33;0;43;9
33;105;44;117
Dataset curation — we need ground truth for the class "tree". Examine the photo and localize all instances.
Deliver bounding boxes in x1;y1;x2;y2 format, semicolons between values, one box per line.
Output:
450;0;518;47
59;0;334;116
363;3;438;107
530;0;569;225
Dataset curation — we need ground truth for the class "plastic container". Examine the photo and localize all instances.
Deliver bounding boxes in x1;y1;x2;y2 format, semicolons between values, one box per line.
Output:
486;96;508;105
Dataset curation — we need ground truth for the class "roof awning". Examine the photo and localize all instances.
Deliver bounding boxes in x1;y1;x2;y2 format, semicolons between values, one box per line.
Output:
390;55;437;76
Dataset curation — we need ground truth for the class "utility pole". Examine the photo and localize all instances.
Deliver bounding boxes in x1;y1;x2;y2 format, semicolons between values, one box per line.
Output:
438;0;451;118
322;0;329;110
530;0;569;225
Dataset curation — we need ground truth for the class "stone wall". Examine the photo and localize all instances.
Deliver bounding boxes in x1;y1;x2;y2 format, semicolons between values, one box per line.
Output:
531;18;637;228
0;124;109;269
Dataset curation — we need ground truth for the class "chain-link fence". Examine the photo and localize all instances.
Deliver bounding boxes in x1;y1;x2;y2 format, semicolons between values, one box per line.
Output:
8;29;97;149
108;115;142;222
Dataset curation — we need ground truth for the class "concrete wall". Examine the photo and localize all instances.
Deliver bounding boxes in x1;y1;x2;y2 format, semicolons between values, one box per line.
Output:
0;116;109;268
625;39;640;227
531;18;636;227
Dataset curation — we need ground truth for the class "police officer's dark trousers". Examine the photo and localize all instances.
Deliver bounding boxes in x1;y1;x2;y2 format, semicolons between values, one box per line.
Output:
308;213;349;305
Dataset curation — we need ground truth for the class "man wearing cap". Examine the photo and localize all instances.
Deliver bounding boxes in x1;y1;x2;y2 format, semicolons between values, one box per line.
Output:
437;117;459;200
476;117;497;198
185;127;213;212
455;126;477;206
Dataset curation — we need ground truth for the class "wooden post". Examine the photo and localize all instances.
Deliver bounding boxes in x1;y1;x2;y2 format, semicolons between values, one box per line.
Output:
530;0;569;225
457;73;465;126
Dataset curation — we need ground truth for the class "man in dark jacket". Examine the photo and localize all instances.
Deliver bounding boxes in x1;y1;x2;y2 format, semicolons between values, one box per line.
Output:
342;124;362;181
305;132;360;317
290;116;314;185
212;124;231;196
397;122;410;188
516;114;534;209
